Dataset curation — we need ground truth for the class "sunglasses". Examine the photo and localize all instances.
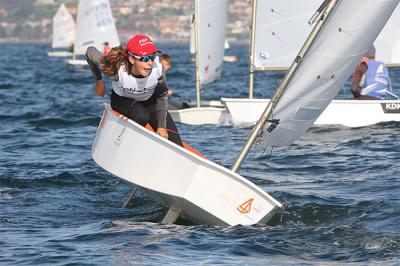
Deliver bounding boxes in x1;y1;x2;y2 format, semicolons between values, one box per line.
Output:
129;53;157;62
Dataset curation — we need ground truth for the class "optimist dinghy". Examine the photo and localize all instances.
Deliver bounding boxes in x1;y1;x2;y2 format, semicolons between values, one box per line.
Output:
92;104;282;226
222;0;400;130
67;0;120;66
222;98;400;128
169;0;229;125
222;0;400;138
47;4;75;57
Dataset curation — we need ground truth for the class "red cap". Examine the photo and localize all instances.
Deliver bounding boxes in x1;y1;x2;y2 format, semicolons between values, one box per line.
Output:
126;35;161;56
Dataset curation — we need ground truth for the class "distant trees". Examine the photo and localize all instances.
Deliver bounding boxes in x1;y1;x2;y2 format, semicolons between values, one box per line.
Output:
11;23;48;40
0;26;5;38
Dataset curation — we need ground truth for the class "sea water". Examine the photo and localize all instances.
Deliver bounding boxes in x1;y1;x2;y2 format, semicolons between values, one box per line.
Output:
0;43;399;265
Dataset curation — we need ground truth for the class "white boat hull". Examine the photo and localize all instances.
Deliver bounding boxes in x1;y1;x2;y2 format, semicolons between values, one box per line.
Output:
47;51;73;57
221;98;400;128
92;104;282;226
187;100;224;108
170;107;227;125
66;59;88;66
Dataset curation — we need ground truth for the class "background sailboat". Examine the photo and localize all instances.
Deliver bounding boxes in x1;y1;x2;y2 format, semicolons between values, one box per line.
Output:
224;39;230;50
170;0;229;125
47;4;76;57
67;0;120;65
229;0;400;147
222;0;400;128
223;39;238;63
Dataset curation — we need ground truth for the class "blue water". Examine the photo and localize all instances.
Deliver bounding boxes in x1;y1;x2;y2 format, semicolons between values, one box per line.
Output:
1;43;399;265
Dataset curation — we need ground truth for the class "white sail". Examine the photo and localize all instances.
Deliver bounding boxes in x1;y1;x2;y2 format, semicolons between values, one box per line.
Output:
169;1;228;125
52;4;76;48
262;0;400;147
197;0;228;86
224;39;230;50
253;0;322;70
374;4;400;66
74;0;120;55
189;13;195;55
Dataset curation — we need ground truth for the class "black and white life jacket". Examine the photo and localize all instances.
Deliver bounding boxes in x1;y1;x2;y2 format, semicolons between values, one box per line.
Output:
112;59;163;101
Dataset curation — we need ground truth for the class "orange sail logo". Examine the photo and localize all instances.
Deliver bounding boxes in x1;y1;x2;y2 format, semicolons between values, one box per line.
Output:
237;198;254;214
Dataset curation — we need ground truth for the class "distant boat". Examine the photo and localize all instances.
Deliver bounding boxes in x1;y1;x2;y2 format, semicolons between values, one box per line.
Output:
222;0;400;130
170;0;229;125
224;39;230;50
223;39;238;62
223;55;237;63
47;4;76;57
223;98;400;128
67;0;120;66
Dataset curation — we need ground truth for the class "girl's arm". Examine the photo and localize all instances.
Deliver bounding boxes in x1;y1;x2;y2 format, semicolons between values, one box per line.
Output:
154;78;169;130
86;47;119;96
86;47;105;81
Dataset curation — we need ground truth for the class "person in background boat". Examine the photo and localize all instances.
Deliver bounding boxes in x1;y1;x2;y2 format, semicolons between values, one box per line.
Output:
159;54;172;97
86;34;183;147
351;46;389;100
103;41;111;56
159;53;190;110
68;42;74;53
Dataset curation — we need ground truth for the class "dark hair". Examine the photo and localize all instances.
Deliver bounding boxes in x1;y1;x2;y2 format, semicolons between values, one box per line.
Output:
100;46;133;76
159;53;172;64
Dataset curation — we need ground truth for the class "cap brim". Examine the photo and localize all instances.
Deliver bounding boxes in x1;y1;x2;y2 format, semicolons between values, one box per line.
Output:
151;48;161;54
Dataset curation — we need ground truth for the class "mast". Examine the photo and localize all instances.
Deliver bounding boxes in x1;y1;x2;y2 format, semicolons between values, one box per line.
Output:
231;0;337;172
248;0;257;99
194;0;201;108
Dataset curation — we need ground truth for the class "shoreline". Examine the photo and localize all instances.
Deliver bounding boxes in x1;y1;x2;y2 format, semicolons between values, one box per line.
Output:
0;38;248;46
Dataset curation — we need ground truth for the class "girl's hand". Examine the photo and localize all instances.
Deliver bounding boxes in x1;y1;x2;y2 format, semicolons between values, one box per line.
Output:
157;128;168;139
95;80;106;97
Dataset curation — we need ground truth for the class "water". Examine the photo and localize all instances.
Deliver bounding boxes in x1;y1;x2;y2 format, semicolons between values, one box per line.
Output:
1;43;399;265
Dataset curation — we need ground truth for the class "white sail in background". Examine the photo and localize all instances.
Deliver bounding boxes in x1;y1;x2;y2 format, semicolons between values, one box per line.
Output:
74;0;120;55
190;13;195;55
262;0;399;147
253;0;322;70
224;39;230;50
374;4;400;66
52;4;76;48
197;0;228;86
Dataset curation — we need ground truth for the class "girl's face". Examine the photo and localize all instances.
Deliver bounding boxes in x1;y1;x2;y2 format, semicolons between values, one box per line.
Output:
129;55;155;77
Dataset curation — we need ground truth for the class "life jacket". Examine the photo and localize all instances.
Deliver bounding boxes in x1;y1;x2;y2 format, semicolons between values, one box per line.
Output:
360;60;389;100
112;59;162;101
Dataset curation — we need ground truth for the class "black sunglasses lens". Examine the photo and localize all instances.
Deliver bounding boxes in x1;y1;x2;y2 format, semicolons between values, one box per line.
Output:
139;55;156;62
